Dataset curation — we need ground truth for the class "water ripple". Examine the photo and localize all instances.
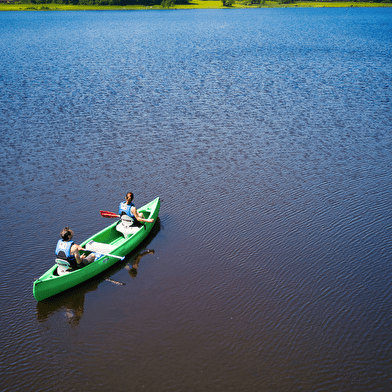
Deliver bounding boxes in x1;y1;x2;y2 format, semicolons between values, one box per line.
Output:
1;8;392;392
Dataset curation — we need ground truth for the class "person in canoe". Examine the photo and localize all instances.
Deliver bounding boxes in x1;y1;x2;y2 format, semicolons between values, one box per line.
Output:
55;227;95;270
118;192;155;227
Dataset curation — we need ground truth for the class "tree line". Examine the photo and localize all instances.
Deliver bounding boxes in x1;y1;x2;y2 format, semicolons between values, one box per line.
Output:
22;0;185;6
20;0;392;6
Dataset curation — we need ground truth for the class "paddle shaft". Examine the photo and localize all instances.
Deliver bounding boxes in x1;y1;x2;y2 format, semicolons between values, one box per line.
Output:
82;249;125;261
100;210;152;223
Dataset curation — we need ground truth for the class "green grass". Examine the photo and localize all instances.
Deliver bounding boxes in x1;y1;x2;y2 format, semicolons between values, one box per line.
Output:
0;0;391;10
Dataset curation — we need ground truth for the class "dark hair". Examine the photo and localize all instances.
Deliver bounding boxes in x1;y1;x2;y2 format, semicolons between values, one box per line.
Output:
126;192;134;202
60;227;74;241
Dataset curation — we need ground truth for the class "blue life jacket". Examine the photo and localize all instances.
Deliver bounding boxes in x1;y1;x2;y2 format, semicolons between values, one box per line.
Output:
55;240;77;269
119;201;136;224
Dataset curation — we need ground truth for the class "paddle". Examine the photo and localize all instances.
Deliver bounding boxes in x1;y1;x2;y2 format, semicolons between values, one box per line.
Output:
100;210;120;218
96;252;125;261
81;249;125;261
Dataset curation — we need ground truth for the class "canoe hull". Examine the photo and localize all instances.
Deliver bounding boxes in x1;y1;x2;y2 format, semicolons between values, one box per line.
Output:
33;197;160;301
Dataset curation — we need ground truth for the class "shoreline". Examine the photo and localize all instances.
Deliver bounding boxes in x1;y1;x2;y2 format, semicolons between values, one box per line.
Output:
1;1;392;11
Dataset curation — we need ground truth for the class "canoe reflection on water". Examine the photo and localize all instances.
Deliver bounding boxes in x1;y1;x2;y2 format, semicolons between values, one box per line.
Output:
36;283;92;327
36;219;161;325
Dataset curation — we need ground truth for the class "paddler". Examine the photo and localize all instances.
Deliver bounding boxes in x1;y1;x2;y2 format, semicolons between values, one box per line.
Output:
118;192;154;228
55;227;95;269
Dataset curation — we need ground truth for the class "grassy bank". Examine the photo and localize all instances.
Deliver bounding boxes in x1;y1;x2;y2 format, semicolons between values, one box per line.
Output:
1;0;391;10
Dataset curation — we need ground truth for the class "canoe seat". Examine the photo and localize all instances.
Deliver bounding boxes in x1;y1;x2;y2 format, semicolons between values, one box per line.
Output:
85;240;116;254
55;258;72;276
116;221;141;237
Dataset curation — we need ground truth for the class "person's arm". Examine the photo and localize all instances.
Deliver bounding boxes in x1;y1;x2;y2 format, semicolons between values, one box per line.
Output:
131;205;154;223
71;244;86;264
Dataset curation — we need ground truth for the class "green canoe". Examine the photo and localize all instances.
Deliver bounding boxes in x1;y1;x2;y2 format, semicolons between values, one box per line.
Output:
33;197;160;301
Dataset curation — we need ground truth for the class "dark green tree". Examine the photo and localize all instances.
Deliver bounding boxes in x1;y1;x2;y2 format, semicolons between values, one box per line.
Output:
161;0;175;7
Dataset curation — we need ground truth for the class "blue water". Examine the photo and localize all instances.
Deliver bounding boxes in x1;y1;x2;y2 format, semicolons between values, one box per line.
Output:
0;8;391;391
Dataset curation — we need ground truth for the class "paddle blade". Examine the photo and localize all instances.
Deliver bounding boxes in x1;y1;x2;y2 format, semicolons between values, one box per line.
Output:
100;210;120;218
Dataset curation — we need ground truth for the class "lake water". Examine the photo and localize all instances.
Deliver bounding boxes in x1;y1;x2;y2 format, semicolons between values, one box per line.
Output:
0;7;391;391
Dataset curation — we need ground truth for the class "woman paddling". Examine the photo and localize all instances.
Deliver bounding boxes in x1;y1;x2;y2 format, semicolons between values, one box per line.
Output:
118;192;154;227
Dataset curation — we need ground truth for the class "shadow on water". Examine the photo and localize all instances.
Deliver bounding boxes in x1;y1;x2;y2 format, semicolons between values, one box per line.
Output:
36;218;161;325
125;249;155;278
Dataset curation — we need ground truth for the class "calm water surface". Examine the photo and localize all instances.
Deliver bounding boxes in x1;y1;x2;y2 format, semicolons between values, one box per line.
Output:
0;8;391;392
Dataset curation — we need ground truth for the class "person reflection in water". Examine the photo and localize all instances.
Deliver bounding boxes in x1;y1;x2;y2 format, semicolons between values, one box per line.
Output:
64;296;85;327
55;227;95;269
125;249;155;278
